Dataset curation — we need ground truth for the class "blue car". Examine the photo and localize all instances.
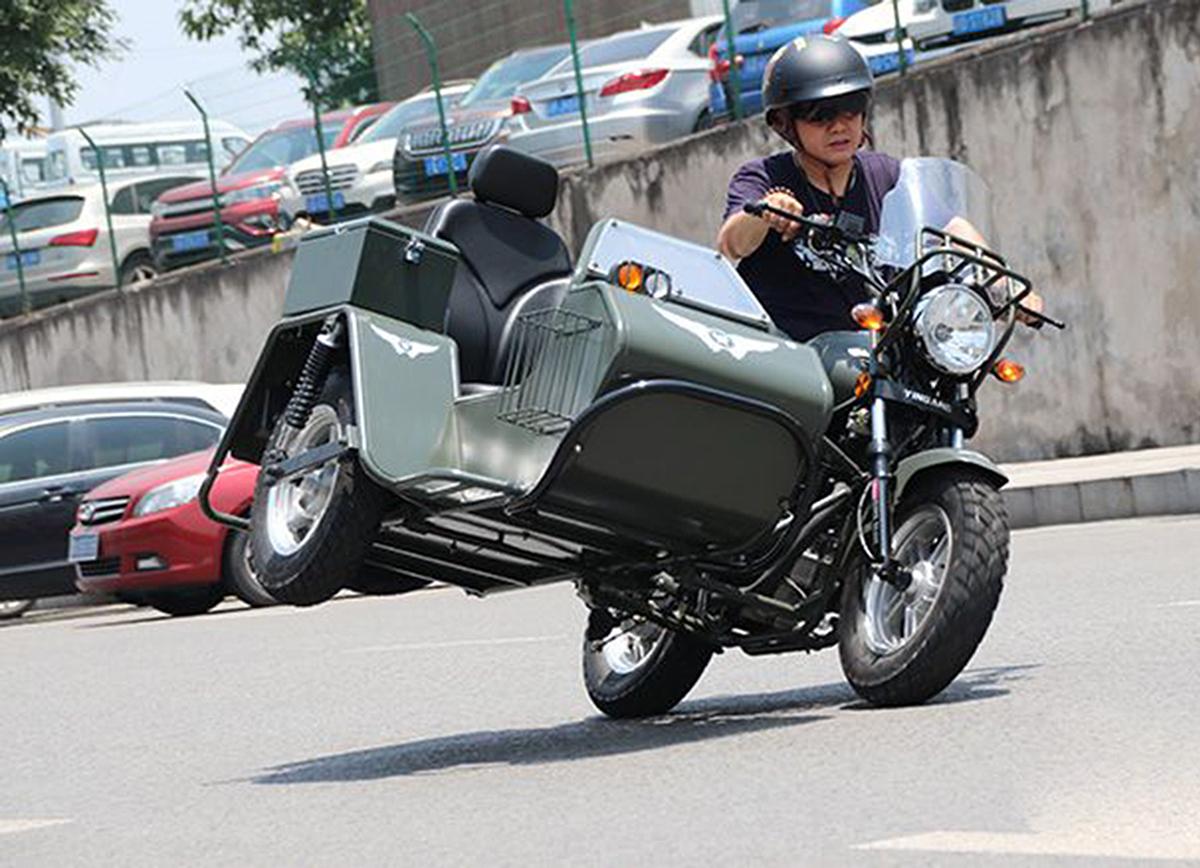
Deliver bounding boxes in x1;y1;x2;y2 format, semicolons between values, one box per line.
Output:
709;0;873;118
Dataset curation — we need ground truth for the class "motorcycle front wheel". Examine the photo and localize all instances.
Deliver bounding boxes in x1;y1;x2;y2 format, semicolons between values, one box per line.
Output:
838;470;1009;706
249;368;388;606
582;609;713;718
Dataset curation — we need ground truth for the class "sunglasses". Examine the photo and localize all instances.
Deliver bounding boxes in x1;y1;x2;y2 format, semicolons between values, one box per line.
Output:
794;92;870;124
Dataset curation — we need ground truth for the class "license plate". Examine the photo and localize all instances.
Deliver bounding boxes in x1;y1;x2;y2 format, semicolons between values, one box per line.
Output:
869;49;916;75
422;152;469;177
68;532;100;563
5;249;39;270
304;190;346;213
952;6;1006;35
545;95;581;118
170;230;211;252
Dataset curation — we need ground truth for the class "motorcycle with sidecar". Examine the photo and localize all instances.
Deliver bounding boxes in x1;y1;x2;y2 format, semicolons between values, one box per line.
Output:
201;146;1062;718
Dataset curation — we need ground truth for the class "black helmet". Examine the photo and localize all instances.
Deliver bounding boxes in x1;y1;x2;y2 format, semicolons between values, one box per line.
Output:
762;34;874;119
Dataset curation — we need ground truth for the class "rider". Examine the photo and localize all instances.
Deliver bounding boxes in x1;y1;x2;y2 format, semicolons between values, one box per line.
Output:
717;35;1040;340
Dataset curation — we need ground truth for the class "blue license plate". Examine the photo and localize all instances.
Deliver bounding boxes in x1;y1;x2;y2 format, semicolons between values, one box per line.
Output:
422;152;469;177
869;49;916;75
170;230;211;252
5;249;39;270
305;191;346;213
952;6;1006;36
546;95;581;118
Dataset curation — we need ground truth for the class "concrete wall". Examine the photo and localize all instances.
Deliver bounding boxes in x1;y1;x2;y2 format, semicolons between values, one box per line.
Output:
2;0;1197;462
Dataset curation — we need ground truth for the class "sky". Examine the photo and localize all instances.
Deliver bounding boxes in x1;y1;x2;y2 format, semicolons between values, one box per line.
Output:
61;0;311;137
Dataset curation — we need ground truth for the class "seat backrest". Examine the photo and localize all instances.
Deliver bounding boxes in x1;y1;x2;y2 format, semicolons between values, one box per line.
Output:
425;146;573;384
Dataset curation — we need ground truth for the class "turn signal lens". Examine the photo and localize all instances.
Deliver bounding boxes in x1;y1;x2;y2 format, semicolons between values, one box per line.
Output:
616;261;643;292
994;358;1025;383
854;371;872;398
851;303;886;331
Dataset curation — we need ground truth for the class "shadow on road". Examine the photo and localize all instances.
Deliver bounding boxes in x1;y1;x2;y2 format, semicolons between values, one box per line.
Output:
252;665;1032;785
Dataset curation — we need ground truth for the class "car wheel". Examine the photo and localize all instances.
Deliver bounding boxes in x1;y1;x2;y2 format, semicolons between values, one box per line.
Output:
0;598;34;620
119;252;158;287
143;586;225;617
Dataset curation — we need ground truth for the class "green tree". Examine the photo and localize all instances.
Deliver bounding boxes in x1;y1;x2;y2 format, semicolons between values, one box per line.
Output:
178;0;379;109
0;1;124;143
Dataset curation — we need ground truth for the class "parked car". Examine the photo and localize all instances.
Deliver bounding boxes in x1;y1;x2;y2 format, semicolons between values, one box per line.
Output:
393;44;575;202
69;449;267;617
149;104;394;270
0;174;201;317
0;137;50;204
707;0;872;120
506;16;726;169
286;81;474;221
42;121;250;189
0;389;233;616
869;0;1104;50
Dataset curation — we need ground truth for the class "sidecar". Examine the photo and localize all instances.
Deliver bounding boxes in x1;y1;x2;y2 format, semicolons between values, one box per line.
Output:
204;146;837;602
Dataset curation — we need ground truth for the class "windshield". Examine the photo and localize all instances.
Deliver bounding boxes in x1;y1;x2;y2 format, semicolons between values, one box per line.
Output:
579;219;772;327
873;158;996;268
0;196;85;234
226;124;337;174
572;29;673;68
734;0;837;31
460;46;570;107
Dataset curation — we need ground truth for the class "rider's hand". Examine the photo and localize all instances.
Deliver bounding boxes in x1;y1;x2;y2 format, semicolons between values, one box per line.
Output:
1016;290;1045;327
761;189;804;242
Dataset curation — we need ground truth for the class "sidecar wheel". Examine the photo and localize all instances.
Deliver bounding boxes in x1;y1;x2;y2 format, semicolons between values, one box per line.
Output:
582;610;713;719
250;369;388;606
838;471;1009;706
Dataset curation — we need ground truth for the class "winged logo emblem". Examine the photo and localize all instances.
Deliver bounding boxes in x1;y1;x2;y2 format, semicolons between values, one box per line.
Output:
369;323;440;360
652;305;778;361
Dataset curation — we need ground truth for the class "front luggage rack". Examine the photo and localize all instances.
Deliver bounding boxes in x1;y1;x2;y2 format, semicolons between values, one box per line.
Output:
498;307;607;435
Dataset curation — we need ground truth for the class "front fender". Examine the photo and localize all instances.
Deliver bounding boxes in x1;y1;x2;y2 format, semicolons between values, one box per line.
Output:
894;448;1008;501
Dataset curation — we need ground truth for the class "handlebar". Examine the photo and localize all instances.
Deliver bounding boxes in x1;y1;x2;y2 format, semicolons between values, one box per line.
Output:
743;200;843;235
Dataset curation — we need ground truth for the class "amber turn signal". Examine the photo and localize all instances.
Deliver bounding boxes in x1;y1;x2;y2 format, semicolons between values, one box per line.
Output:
994;358;1025;383
854;371;872;398
851;303;886;331
616;262;644;292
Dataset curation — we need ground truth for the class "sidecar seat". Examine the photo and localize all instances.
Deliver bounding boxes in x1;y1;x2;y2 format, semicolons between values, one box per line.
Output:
424;146;573;386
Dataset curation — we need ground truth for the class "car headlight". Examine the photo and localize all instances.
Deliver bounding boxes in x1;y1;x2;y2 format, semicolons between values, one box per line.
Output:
913;285;996;375
133;473;207;518
151;200;166;219
223;181;289;206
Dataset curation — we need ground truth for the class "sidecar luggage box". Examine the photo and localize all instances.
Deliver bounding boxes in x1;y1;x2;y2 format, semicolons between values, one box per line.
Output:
282;216;459;331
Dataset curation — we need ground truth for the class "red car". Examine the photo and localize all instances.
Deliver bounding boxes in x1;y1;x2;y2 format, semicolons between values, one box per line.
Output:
150;103;393;271
69;450;267;617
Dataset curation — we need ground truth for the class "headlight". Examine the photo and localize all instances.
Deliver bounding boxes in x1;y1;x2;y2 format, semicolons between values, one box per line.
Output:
223;181;288;206
151;200;166;219
368;160;393;174
913;285;996;375
133;473;206;517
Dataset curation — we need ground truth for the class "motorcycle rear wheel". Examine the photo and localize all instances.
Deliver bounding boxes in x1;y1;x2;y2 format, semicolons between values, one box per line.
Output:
249;369;388;606
838;471;1008;706
582;610;713;718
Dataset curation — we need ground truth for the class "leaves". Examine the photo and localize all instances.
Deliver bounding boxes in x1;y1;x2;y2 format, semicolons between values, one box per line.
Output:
0;0;126;142
178;0;379;109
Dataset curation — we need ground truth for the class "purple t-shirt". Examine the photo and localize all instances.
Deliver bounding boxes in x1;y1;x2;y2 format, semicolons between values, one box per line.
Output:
724;150;901;341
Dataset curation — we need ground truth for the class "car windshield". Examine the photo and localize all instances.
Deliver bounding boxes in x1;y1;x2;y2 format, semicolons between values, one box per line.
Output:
225;124;338;174
873;158;996;268
360;95;446;143
572;28;674;68
734;0;838;31
579;219;772;327
0;196;85;234
460;46;571;106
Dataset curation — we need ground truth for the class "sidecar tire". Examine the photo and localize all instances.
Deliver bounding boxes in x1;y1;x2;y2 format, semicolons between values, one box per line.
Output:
250;370;388;607
838;471;1009;707
583;614;714;718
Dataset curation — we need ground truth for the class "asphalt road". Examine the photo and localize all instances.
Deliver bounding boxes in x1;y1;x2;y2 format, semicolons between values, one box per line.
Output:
3;515;1199;866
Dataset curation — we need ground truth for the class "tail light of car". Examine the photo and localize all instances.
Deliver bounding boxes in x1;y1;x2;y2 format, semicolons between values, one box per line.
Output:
49;228;99;247
600;69;670;98
823;16;847;34
510;96;532;115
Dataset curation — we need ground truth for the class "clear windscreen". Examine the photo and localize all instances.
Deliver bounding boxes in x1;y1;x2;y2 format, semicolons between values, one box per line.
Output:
578;219;772;327
872;158;996;268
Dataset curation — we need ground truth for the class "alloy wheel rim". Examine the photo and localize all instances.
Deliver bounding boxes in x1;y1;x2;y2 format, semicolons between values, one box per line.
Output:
861;505;954;655
265;405;342;557
594;618;667;676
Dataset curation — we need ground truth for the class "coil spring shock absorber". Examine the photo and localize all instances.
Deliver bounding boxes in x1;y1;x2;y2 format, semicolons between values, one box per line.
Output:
283;314;345;432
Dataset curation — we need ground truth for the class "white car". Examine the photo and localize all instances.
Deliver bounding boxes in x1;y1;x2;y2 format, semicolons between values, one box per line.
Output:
282;83;473;223
0;381;244;420
0;174;200;317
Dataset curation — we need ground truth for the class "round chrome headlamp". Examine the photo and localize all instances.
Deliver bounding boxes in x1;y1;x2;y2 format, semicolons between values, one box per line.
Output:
913;285;996;375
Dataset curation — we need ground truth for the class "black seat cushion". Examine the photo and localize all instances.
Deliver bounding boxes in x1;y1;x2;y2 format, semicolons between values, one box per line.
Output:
469;145;559;218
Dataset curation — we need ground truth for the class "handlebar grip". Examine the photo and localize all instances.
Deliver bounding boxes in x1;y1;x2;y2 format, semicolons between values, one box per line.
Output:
743;201;766;217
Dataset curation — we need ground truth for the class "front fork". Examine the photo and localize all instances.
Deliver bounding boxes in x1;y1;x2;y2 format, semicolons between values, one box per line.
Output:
865;331;904;587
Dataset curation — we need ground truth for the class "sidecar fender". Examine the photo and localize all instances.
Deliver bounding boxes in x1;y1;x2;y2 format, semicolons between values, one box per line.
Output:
894;448;1008;501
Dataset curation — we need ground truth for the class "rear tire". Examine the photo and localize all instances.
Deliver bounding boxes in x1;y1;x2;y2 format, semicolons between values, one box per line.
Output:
838;471;1009;706
223;529;276;607
583;609;714;718
118;251;157;287
249;369;388;606
144;585;224;617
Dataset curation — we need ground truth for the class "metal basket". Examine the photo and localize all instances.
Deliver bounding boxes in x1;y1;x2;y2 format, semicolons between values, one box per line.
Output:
497;307;607;435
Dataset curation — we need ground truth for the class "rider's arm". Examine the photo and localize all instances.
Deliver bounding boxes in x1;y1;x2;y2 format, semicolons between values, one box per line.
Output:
944;216;1044;325
718;189;805;260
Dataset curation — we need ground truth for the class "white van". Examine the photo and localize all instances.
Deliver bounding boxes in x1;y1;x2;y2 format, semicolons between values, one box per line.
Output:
0;138;50;204
42;121;252;188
